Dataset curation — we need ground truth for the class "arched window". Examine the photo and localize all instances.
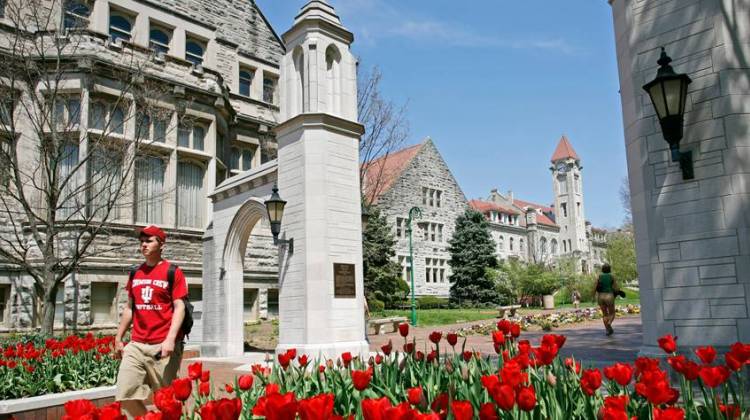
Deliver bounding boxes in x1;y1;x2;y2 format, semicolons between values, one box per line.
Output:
292;47;305;114
551;239;558;255
520;238;525;252
185;39;204;66
64;1;90;30
510;237;514;251
498;235;504;251
325;45;342;115
150;28;170;54
109;14;132;42
239;69;253;97
539;237;546;255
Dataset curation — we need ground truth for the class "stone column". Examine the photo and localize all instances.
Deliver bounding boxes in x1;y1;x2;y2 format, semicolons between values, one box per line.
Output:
609;0;750;354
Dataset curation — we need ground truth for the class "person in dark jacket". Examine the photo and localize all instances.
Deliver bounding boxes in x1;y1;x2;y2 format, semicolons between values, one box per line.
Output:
593;263;618;336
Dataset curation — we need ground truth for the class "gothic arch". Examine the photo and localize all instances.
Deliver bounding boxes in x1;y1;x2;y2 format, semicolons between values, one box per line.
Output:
325;44;342;116
292;46;305;115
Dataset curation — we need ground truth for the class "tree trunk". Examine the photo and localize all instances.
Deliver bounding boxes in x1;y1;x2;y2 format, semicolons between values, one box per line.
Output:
40;285;57;335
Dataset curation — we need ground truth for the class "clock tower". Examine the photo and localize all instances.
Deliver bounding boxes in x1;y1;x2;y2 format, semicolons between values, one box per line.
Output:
551;135;588;269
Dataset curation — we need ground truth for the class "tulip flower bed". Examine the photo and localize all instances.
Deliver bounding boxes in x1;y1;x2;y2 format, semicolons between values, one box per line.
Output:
0;333;118;399
64;322;749;419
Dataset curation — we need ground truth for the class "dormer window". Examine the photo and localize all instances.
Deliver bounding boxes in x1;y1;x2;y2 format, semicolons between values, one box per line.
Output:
185;39;204;66
63;1;90;30
149;26;171;55
109;13;132;43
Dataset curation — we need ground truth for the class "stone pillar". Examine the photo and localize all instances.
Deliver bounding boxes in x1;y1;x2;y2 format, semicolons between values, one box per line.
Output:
609;0;750;354
274;1;368;360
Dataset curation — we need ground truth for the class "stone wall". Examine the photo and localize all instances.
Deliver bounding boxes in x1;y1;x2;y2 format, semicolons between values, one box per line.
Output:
378;139;468;297
609;0;750;351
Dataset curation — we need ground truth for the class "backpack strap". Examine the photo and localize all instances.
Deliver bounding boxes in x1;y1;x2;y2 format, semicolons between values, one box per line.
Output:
128;267;137;313
167;263;177;294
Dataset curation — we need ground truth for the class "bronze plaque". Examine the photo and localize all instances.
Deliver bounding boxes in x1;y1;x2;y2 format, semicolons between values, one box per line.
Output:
333;263;356;298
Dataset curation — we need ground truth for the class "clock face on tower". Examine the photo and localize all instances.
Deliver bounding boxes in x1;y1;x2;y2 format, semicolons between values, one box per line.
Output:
556;162;568;173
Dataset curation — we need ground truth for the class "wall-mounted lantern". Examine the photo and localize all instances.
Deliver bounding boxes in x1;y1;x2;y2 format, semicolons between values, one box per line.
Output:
265;185;293;253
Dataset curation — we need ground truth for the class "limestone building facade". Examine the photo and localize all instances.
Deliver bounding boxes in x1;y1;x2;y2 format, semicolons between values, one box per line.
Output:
609;0;750;352
0;0;285;331
364;136;607;298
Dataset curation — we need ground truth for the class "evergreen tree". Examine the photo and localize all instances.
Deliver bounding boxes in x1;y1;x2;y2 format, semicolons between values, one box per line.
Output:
448;209;500;306
363;206;409;308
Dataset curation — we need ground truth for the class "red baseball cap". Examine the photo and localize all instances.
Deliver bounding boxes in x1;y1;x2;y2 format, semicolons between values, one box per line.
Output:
139;225;166;242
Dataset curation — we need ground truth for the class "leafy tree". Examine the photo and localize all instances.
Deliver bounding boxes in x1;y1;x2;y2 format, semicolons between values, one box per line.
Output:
605;230;637;285
448;209;499;307
363;206;408;308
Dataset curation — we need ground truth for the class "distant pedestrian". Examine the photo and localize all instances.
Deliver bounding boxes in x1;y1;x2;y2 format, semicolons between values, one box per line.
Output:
571;290;581;309
594;263;618;336
115;225;188;418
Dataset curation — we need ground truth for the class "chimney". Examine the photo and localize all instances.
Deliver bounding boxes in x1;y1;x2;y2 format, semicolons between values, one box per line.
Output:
507;190;514;202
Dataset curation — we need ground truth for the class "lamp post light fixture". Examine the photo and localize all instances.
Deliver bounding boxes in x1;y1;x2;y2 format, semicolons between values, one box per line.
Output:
265;185;293;254
643;47;693;180
406;206;422;326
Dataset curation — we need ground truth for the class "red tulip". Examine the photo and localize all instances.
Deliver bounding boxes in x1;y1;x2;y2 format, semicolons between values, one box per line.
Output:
719;403;742;419
517;340;531;354
657;334;677;354
695;346;716;364
255;392;297;420
728;342;750;363
407;386;423;405
299;393;334;420
341;352;353;366
318;365;326;373
431;393;449;414
653;407;685;420
462;351;472;362
492;331;505;345
429;331;442;344
726;352;744;371
381;340;392;355
278;352;292;368
351;369;373;391
490;383;515;411
200;370;210;383
375;354;383;364
225;383;234;393
404;343;415;354
238;375;253;390
565;357;581;374
603;362;633;386
153;387;182;420
516;386;536;411
510;323;521;338
478;403;499;420
172;378;192;401
188;362;203;381
398;323;409;337
497;319;511;334
699;365;730;388
62;399;97;419
98;402;125;420
500;360;527;389
285;348;297;360
480;374;500;391
199;398;243;420
298;354;309;367
450;400;473;420
265;383;280;395
199;381;210;396
447;333;458;347
362;397;392;420
137;411;164;420
602;395;628;420
580;368;602;396
415;350;424;361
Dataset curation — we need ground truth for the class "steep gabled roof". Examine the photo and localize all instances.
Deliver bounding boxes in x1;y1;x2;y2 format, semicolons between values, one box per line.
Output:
469;199;520;215
550;135;579;162
362;142;425;205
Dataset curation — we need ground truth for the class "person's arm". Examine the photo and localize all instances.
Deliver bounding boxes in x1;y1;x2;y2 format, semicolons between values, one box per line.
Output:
115;297;133;357
160;299;185;358
592;277;599;297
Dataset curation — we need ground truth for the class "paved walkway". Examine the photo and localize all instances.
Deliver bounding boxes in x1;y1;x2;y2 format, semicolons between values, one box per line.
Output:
178;315;642;396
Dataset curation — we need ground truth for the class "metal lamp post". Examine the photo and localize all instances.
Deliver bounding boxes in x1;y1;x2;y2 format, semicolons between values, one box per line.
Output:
406;206;421;326
643;47;693;180
265;185;293;253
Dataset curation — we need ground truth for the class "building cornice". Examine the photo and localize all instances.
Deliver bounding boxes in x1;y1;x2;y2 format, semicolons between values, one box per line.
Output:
273;113;364;139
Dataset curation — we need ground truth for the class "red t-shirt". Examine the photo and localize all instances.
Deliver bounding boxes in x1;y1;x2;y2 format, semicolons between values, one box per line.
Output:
126;260;188;344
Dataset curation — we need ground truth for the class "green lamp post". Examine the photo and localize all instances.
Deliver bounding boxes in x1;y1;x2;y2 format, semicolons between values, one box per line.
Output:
406;206;422;326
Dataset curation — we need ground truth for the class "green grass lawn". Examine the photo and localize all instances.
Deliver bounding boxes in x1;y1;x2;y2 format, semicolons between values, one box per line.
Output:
555;287;641;309
371;308;498;327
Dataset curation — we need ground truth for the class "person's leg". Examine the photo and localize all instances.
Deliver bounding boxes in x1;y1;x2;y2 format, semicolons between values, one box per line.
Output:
146;342;184;391
116;343;151;419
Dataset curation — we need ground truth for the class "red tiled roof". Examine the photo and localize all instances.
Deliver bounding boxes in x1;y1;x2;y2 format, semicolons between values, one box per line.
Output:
550;135;579;162
512;199;557;228
361;143;424;204
469;199;520;215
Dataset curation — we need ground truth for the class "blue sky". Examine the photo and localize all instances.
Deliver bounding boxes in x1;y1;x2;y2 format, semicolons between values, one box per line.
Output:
256;0;628;228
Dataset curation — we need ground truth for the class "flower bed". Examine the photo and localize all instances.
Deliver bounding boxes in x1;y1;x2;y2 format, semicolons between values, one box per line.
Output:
0;333;118;400
65;319;749;419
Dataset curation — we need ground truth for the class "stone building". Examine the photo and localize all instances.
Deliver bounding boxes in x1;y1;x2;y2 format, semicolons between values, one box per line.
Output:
609;0;750;353
0;0;285;331
364;135;607;298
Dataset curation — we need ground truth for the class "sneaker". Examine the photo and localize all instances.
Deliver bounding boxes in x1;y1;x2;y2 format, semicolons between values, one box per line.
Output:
606;325;614;336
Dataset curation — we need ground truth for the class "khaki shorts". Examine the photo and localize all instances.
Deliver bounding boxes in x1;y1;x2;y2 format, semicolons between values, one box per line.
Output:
597;292;615;307
115;341;183;401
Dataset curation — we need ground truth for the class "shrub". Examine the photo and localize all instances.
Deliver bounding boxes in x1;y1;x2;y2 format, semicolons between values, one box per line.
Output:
368;299;385;313
416;296;449;309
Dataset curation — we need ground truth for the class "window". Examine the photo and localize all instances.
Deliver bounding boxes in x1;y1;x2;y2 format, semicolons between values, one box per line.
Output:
89;100;126;134
241;149;253;171
185;39;204;66
425;258;447;283
577;202;581;216
498;235;504;251
53;96;81;128
230;147;240;170
91;282;117;324
520;238;525;253
396;217;406;238
267;289;279;318
0;285;8;324
64;1;90;30
561;202;567;218
575;175;580;193
135;109;170;142
558;175;567;194
551;239;558;255
0;0;5;19
177;123;206;151
0;95;14;128
109;13;132;43
510;237;514;251
239;69;253;97
263;77;276;103
421;187;442;208
149;27;171;55
397;256;411;281
135;156;165;224
177;161;205;228
88;147;123;220
57;142;81;219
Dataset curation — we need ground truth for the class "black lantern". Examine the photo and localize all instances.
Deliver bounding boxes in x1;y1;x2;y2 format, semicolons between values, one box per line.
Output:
643;47;693;179
265;185;293;253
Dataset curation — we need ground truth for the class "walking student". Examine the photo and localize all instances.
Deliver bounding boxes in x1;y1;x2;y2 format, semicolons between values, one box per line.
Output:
115;225;188;418
594;263;618;336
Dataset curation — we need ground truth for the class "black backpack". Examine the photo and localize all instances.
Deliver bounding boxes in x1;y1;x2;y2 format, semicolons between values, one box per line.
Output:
129;263;194;339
